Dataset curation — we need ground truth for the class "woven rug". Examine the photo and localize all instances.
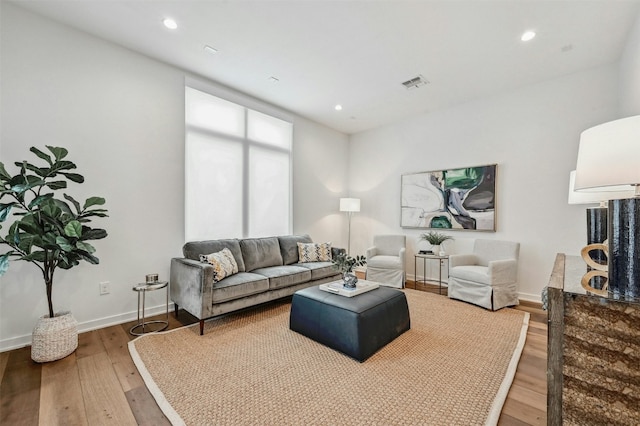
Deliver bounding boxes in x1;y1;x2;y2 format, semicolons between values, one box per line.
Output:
129;289;529;425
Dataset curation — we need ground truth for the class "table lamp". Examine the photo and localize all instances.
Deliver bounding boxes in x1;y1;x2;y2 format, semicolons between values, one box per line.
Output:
574;115;640;301
339;198;360;254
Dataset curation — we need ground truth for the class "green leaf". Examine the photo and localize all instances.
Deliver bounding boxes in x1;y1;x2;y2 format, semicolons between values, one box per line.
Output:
11;184;29;194
0;253;10;275
80;228;107;240
83;197;106;209
64;220;82;238
23;250;47;262
55;236;74;252
22;163;48;177
78;251;99;264
47;160;76;175
63;194;81;214
46;181;67;190
75;241;95;253
30;147;53;165
60;172;84;183
0;162;12;181
0;202;15;222
46;146;69;161
27;194;53;209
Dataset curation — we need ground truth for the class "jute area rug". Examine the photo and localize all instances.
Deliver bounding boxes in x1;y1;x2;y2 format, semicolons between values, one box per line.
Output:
129;289;529;426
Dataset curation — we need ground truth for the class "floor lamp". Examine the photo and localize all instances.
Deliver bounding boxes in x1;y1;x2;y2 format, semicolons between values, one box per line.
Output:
574;115;640;301
339;198;360;255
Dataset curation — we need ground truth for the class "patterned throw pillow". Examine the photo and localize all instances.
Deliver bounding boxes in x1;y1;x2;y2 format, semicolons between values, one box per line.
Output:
199;248;239;282
297;242;332;263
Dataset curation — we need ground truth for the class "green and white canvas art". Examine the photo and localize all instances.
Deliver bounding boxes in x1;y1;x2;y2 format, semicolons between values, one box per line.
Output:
401;164;497;231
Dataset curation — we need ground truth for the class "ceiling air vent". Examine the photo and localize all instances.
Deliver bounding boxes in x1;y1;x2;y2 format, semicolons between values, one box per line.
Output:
402;75;429;90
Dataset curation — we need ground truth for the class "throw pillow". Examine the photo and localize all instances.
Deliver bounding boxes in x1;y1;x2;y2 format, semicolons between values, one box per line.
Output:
200;248;239;282
297;242;332;263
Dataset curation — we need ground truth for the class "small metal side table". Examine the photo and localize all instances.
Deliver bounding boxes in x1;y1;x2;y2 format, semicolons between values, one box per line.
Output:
130;281;169;336
414;254;449;294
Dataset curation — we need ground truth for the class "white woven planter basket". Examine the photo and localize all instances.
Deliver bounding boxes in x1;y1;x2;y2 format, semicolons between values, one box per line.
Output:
31;311;78;363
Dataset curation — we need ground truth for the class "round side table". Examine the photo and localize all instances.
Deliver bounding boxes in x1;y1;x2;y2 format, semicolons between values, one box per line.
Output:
130;281;169;336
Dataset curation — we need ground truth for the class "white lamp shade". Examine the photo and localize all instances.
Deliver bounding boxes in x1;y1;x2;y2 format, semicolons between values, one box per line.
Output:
574;115;640;193
568;170;635;204
339;198;360;212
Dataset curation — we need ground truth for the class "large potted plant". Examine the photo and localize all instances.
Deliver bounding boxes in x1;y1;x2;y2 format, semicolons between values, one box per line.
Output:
0;146;108;362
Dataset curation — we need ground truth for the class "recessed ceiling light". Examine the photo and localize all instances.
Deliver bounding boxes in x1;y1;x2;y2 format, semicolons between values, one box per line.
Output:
521;31;536;42
163;18;178;30
204;45;218;55
334;105;343;111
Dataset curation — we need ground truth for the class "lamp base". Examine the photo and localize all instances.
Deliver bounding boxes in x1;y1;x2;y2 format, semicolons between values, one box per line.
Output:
586;207;607;289
608;198;640;301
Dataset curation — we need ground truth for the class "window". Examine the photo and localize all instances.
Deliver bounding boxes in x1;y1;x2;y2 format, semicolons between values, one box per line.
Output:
185;86;292;241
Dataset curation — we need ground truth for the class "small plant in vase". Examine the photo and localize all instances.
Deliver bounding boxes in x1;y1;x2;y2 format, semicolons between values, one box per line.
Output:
420;231;453;255
332;252;366;289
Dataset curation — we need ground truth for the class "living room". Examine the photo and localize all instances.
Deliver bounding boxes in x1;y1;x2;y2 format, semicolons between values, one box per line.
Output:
1;1;640;424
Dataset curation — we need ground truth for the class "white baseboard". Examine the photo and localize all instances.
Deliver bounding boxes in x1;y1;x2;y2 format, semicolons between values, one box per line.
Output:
0;303;174;353
517;292;542;303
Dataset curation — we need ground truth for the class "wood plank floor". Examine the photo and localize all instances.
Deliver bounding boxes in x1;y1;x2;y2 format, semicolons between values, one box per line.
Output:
1;282;547;425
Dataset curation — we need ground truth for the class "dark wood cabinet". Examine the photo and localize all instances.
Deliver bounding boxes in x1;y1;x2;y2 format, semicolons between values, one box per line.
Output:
547;254;639;425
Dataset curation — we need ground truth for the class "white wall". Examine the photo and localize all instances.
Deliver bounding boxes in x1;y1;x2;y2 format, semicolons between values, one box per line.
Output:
0;4;348;351
348;65;620;301
620;11;640;116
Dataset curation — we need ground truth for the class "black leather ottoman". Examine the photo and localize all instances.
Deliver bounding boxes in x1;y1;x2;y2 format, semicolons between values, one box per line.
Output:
289;285;410;362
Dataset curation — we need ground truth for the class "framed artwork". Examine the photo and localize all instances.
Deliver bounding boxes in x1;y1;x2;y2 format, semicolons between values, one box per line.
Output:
401;164;497;231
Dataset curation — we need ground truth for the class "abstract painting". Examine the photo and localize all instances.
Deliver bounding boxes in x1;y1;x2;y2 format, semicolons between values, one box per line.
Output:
401;164;497;231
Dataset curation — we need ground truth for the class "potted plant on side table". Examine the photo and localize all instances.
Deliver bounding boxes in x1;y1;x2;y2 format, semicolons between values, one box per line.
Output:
420;231;453;256
332;252;367;289
0;146;108;362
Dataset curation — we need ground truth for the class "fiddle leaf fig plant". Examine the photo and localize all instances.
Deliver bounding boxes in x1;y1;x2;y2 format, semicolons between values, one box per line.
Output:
0;146;108;319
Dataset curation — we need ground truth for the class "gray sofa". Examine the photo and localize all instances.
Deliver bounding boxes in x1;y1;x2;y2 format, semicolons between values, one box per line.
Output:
170;235;343;334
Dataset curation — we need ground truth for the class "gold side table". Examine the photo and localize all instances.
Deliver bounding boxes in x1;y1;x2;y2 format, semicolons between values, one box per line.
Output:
130;281;169;336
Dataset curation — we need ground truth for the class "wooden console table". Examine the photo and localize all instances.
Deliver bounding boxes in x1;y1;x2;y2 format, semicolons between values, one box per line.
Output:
547;253;639;425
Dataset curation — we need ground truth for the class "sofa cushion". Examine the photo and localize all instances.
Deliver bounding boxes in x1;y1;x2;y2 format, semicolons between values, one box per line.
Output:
367;255;403;269
240;237;283;272
252;265;311;290
298;242;332;262
183;239;246;272
297;261;339;280
212;272;269;303
449;265;491;285
278;234;313;265
200;248;239;282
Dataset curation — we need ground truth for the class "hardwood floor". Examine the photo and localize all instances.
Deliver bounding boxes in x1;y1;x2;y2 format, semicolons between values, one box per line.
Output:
1;283;547;425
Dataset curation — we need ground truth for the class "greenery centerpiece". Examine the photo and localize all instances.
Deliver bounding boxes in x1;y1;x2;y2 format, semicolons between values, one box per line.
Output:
332;252;366;288
420;231;453;254
0;146;108;362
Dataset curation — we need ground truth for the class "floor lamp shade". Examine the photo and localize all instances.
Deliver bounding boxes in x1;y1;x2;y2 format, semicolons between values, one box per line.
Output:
340;198;361;213
574;115;640;302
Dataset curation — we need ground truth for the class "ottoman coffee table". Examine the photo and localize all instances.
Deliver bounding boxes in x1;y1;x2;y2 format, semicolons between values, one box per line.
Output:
289;283;410;362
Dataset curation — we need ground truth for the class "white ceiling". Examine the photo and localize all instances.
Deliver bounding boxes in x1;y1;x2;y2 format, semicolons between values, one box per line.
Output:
10;0;640;134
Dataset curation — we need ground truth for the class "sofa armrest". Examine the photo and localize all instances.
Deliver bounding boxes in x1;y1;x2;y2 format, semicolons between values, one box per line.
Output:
487;259;518;285
170;258;215;320
365;246;378;261
448;254;479;269
398;247;406;266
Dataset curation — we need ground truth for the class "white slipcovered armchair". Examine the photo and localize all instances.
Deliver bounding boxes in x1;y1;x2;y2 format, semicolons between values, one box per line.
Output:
448;239;520;310
365;235;406;288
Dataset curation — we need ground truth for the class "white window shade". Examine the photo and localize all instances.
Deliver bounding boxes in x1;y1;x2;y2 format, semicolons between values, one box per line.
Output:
185;86;292;241
248;147;291;237
185;133;243;240
248;110;292;149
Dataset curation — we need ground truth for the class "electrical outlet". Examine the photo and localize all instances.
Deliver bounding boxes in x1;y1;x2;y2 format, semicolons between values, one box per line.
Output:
99;281;110;295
